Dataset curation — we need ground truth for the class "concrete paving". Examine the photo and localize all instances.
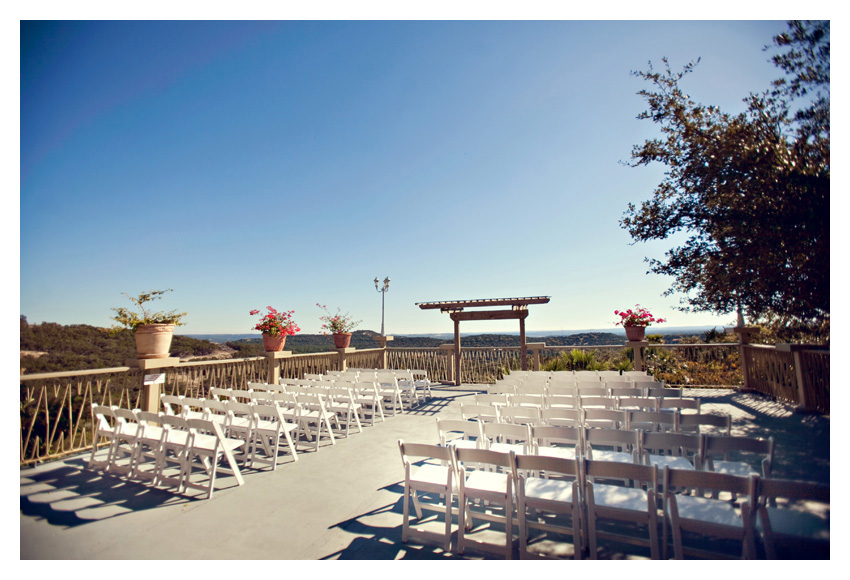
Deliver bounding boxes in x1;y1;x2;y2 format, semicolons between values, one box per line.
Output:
20;385;829;560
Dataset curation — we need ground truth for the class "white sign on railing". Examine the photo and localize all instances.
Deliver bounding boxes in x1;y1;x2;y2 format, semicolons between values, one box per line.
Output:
143;373;166;385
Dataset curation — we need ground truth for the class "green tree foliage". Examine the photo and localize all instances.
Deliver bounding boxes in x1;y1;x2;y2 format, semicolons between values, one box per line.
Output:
19;319;219;373
621;21;829;327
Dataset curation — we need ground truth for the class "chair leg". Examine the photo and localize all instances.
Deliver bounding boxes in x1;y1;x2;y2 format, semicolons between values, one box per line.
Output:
402;482;411;543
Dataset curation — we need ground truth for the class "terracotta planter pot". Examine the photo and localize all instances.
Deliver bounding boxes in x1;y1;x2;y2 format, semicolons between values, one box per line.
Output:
624;326;647;341
333;332;352;348
134;324;175;359
262;333;287;352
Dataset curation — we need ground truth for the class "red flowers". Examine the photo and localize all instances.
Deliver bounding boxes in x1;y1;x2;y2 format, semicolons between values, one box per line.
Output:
614;305;666;327
250;306;300;337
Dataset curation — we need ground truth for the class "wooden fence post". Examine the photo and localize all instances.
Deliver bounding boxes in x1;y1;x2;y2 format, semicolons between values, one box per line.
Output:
372;335;394;369
439;344;456;384
527;342;545;371
263;350;292;384
625;340;648;372
124;357;180;413
730;326;758;392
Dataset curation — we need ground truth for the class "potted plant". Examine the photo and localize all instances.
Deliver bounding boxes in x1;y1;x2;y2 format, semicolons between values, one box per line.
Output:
614;304;666;341
250;306;300;351
112;289;187;359
317;303;361;348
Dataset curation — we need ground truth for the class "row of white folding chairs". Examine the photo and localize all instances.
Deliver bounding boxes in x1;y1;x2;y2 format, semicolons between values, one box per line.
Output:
475;393;699;413
281;375;418;412
461;403;704;432
438;419;768;478
209;385;370;444
509;370;654;378
399;439;821;559
488;382;674;397
89;404;246;499
161;393;302;465
277;378;406;417
246;380;386;424
323;368;432;399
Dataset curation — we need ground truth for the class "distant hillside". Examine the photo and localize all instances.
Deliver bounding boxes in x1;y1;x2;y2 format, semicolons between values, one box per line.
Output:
21;317;722;374
19;316;226;374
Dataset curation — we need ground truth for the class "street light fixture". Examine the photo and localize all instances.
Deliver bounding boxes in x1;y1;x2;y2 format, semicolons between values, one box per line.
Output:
374;276;390;336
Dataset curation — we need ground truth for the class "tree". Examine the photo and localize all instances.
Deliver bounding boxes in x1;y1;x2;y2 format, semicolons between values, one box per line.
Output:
621;21;829;326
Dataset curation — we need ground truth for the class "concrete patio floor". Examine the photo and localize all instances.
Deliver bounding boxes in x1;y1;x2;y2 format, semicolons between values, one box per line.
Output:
20;385;830;560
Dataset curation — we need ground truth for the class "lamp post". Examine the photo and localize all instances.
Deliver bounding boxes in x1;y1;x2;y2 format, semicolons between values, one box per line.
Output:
374;276;390;336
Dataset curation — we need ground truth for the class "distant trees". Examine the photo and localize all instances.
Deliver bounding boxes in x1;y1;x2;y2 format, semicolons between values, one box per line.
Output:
621;21;829;333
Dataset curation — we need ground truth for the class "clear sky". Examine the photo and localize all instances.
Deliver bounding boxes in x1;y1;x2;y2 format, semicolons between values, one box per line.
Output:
17;14;826;336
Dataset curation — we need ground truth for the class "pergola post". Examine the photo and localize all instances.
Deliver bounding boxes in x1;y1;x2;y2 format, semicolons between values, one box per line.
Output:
453;316;461;386
519;309;528;371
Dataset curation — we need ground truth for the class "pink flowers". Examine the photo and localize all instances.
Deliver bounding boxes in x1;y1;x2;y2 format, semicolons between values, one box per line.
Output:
614;305;666;327
316;303;361;335
250;306;300;337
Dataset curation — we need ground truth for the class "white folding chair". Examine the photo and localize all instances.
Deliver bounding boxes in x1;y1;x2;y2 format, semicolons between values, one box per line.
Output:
482;422;532;456
110;408;143;477
377;375;404;416
578;396;617;410
327;385;363;437
639;431;702;472
88;405;120;472
154;413;193;491
498;406;541;426
511;452;583;559
460;404;500;424
454;447;515;559
398;440;456;552
410;369;432;400
702;435;775;479
531;424;583;462
626;409;679;432
352;382;385;426
616;396;660;412
584;428;640;464
582;408;627;430
436;418;483;452
294;391;338;452
663;467;757;559
475;393;508;407
584;460;661;559
488;384;517;396
660;397;701;415
183;418;246;499
249;402;298;469
755;477;830;560
509;394;545;410
541;407;583;428
131;410;168;484
160;394;183;416
678;412;732;435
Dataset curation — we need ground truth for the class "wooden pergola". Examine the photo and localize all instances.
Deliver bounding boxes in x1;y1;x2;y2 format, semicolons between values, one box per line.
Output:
416;296;551;385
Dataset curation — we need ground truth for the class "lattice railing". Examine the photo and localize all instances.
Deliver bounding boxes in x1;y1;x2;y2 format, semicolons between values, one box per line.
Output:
346;348;385;371
744;345;830;413
744;345;797;402
20;367;140;466
387;348;450;382
280;352;339;379
163;358;267;398
800;349;830;413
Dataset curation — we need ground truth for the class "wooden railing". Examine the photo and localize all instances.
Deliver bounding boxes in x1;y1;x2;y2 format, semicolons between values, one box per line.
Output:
19;339;827;465
744;344;829;414
20;367;139;466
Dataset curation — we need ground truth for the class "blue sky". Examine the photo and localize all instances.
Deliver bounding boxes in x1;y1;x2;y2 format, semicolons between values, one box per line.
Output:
18;18;820;335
